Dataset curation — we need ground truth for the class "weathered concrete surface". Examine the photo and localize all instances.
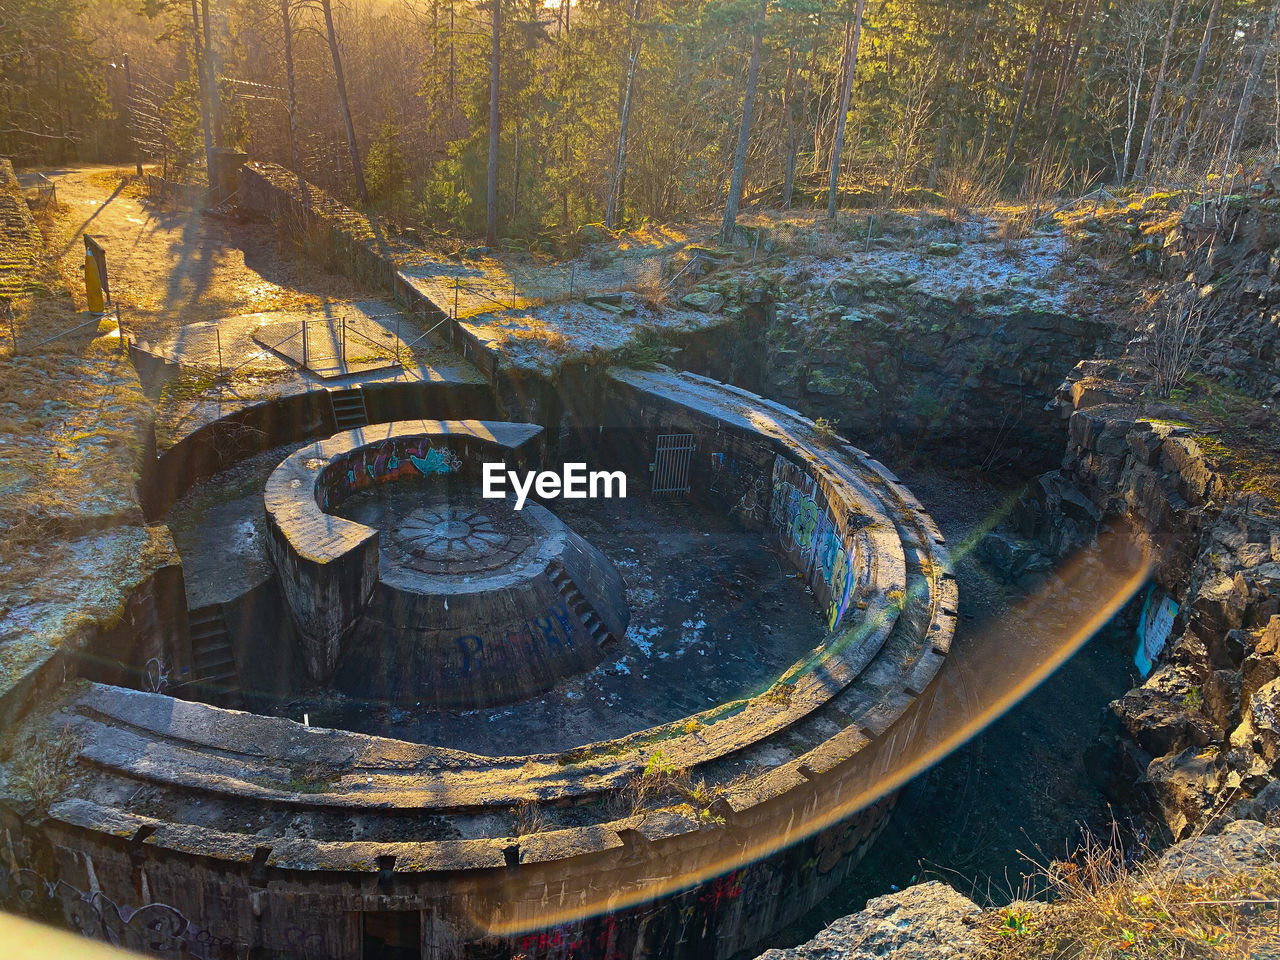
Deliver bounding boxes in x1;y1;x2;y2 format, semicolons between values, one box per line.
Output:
757;882;983;960
264;419;543;680
3;370;955;960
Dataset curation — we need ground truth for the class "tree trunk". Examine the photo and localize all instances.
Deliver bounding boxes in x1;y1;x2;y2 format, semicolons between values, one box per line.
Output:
721;0;769;243
189;0;215;185
1225;1;1280;183
606;0;642;229
825;0;866;221
1120;41;1147;183
1164;0;1221;169
486;0;500;246
200;0;219;147
321;0;368;204
1134;0;1184;180
782;46;797;207
280;0;308;210
1003;5;1049;176
929;13;974;189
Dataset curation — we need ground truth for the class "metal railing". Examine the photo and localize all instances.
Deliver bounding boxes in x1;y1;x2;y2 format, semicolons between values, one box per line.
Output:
33;173;56;207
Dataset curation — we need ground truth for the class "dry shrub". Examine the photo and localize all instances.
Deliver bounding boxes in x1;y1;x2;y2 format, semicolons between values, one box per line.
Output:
986;829;1280;959
11;723;83;812
512;798;548;837
1142;281;1218;398
939;163;1001;221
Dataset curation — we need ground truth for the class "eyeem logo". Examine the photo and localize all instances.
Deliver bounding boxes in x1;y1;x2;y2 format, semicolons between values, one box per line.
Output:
483;463;627;510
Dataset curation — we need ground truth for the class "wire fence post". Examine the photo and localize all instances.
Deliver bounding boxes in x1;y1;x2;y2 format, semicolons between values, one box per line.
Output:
394;316;400;366
216;326;224;380
569;262;576;300
116;304;125;355
341;313;347;368
453;276;459;320
301;318;308;368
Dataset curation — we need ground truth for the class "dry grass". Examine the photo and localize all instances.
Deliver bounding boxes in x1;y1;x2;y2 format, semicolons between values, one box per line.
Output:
986;830;1280;960
9;723;83;813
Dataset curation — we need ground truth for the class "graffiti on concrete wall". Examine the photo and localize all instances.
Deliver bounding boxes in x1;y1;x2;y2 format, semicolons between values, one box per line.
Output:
769;457;858;632
0;864;245;960
452;600;578;677
320;437;462;508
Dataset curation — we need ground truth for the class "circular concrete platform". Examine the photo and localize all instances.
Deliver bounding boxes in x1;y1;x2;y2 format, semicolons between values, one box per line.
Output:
265;421;629;707
331;486;630;708
15;370;958;960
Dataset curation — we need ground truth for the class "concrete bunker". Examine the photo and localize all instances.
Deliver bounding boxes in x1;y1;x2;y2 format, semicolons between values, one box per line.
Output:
2;364;957;960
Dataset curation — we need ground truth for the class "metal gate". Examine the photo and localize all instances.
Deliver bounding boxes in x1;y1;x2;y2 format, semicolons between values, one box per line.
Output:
651;433;695;498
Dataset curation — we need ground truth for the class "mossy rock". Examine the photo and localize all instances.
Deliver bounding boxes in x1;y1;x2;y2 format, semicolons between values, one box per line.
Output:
927;241;961;257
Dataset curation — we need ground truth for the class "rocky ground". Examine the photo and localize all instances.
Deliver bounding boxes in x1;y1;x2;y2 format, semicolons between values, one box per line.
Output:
759;819;1280;959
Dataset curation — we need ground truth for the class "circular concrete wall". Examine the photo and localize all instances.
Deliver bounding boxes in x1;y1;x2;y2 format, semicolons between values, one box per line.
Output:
4;369;956;960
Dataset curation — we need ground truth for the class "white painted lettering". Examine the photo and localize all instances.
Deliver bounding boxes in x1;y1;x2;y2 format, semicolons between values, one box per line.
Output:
591;470;627;499
535;470;561;499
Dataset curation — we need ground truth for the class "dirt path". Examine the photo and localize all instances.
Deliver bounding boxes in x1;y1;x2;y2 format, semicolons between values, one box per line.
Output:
42;166;366;342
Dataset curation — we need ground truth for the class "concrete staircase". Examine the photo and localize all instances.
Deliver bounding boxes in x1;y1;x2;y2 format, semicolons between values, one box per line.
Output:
548;561;617;649
328;386;369;431
187;604;236;686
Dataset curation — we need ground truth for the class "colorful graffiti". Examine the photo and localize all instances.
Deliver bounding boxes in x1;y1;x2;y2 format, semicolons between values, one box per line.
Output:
320;437;462;508
769;456;857;632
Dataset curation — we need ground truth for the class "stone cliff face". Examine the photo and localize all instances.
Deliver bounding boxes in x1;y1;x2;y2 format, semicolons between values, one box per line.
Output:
683;248;1119;473
1021;370;1280;839
1012;193;1280;840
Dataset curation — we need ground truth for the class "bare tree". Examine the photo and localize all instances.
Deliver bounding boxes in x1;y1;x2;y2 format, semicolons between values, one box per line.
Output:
606;0;643;229
1224;1;1280;185
1163;0;1222;170
721;0;769;244
1133;0;1184;181
826;0;866;220
319;0;368;204
189;0;215;182
280;0;309;209
487;0;501;246
1003;4;1050;176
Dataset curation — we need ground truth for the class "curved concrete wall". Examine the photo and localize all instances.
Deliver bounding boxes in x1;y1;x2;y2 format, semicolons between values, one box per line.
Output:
4;369;956;960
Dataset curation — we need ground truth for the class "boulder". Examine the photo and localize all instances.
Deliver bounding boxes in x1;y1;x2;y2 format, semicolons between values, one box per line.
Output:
755;881;982;960
1146;746;1221;839
976;532;1051;583
681;290;725;313
927;241;961;257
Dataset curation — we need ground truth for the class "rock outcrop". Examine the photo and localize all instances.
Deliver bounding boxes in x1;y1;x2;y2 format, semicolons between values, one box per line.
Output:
756;820;1280;959
757;882;984;960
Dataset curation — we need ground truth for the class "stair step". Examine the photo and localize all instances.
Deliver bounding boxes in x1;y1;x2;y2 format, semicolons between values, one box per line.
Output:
194;640;233;656
190;629;228;644
197;654;235;669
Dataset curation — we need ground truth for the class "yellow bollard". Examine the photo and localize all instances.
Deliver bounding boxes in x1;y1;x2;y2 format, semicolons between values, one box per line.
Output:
84;247;105;314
